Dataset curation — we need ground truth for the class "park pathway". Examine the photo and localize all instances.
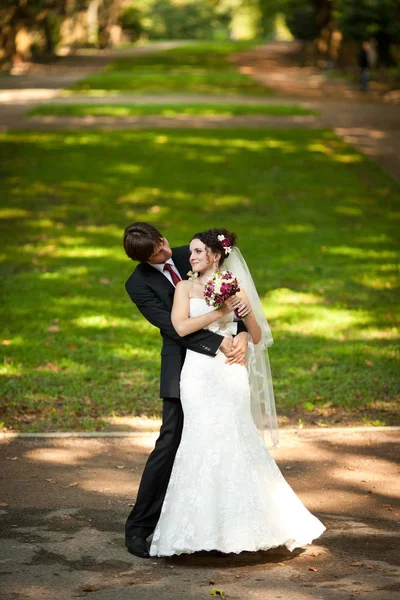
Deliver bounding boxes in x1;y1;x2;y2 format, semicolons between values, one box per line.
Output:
1;427;399;600
0;41;399;179
231;41;400;181
0;41;183;132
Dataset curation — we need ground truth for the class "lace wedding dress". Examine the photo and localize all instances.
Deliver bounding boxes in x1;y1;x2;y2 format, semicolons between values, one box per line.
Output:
150;299;325;556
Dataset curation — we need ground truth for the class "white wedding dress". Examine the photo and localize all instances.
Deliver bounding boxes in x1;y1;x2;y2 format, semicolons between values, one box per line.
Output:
150;299;325;556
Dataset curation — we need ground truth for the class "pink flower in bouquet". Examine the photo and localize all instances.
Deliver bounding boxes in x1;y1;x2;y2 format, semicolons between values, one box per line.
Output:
204;270;241;317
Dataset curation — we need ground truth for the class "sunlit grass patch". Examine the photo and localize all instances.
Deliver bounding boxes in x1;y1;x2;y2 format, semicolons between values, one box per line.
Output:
29;104;316;118
69;71;272;95
0;127;399;431
68;41;273;96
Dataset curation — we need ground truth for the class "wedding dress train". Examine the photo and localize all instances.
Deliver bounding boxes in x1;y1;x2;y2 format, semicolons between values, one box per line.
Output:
150;299;325;556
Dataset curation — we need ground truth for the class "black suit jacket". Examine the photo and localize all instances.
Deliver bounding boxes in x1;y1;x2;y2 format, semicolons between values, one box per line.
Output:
125;246;246;399
125;246;224;398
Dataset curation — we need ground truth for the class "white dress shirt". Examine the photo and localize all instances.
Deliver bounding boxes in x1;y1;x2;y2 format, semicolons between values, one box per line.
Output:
148;258;181;287
149;258;222;354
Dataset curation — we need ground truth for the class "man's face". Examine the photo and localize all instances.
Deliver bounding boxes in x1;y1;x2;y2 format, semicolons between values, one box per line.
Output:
147;237;173;264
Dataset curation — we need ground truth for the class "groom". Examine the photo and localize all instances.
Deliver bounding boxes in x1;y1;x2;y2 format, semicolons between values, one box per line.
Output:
123;222;248;558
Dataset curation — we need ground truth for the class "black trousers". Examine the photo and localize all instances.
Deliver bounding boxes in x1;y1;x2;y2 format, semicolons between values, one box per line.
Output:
125;398;184;539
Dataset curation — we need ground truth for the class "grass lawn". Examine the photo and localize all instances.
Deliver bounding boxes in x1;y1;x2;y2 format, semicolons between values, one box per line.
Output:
0;128;399;432
68;42;273;96
28;104;317;118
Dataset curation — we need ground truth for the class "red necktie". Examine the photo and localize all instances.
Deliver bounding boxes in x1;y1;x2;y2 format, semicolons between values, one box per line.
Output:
163;263;181;286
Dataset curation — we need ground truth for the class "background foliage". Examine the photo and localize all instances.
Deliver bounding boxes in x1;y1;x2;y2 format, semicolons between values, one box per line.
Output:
1;0;399;69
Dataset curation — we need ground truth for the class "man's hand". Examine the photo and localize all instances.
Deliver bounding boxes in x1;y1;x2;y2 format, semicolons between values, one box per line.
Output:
225;331;248;365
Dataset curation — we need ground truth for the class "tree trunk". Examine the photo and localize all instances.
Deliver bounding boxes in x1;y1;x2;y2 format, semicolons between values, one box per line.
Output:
0;4;20;70
375;30;395;67
313;0;332;35
312;0;334;63
87;0;100;46
42;16;55;55
0;23;18;71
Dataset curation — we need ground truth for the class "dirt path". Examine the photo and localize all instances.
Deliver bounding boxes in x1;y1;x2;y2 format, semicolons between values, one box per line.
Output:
230;41;396;102
0;42;184;132
1;427;399;600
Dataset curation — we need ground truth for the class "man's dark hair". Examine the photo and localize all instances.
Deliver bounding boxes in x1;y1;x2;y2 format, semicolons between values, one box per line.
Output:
123;222;163;262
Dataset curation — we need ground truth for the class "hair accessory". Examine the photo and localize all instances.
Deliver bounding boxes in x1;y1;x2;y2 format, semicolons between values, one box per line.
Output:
187;270;199;281
217;234;232;256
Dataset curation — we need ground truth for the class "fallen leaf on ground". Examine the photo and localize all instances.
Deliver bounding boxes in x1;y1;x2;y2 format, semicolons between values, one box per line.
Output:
45;479;55;483
66;482;79;487
36;362;61;372
365;360;373;366
310;552;321;557
351;561;362;567
81;584;96;592
116;465;125;469
347;466;355;470
309;566;318;572
47;325;59;333
210;589;225;598
0;502;9;507
311;363;319;372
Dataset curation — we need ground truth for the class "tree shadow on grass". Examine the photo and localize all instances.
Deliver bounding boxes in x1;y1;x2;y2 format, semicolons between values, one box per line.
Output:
0;128;398;429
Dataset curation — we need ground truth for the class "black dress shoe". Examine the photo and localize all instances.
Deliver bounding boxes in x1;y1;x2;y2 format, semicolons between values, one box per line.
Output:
125;535;150;558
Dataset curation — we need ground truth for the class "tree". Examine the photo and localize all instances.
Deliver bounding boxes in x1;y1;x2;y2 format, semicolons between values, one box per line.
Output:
336;0;400;66
119;5;142;42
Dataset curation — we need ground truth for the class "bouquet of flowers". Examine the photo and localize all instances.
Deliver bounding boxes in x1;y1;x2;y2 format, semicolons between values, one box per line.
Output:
204;270;241;318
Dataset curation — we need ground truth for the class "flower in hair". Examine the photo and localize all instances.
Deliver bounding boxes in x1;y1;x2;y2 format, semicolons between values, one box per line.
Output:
217;234;232;256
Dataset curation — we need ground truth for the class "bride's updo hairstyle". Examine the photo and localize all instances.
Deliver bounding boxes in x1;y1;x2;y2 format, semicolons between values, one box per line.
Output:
192;228;237;267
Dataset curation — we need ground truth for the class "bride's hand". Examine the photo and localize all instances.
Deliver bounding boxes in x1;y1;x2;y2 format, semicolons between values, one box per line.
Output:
224;294;252;318
218;297;236;315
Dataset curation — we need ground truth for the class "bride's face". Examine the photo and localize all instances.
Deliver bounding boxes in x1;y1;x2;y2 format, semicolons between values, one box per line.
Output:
189;239;218;273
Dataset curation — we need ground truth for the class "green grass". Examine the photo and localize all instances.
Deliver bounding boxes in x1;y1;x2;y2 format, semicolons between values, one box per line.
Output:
108;41;257;72
28;104;317;118
0;128;399;432
68;42;273;96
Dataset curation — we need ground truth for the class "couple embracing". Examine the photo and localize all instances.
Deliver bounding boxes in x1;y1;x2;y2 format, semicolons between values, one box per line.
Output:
123;222;325;558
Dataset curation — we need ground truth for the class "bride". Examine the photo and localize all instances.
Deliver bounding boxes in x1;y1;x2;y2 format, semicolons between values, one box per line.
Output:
150;228;325;556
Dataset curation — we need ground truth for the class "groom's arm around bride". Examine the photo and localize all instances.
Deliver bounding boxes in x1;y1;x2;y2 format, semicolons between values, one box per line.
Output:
122;222;248;558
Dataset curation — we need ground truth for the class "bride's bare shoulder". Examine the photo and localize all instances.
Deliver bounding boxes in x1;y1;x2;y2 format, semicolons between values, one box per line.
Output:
175;280;191;293
176;280;203;299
